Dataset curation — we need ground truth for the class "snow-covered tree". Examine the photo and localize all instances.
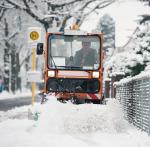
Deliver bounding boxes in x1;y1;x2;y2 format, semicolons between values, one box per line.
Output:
139;0;150;24
105;22;150;77
0;9;23;92
97;14;115;56
0;0;117;31
139;0;150;6
129;22;150;76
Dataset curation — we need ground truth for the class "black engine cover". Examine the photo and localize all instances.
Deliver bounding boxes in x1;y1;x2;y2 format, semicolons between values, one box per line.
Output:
46;78;100;93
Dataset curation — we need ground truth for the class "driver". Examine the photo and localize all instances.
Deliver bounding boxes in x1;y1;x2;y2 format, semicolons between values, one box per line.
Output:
74;41;97;66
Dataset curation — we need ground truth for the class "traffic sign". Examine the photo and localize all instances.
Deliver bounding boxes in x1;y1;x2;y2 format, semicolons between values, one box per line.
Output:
30;31;39;41
28;27;41;46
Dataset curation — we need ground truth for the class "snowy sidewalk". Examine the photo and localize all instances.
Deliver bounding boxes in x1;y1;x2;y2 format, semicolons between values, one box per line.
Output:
0;91;33;100
0;98;150;147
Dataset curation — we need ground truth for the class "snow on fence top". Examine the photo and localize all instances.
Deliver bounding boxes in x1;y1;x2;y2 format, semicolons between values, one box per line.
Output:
109;72;125;77
115;69;150;86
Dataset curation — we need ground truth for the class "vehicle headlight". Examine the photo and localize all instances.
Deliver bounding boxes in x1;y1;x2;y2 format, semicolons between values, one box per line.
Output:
92;71;99;78
48;71;55;77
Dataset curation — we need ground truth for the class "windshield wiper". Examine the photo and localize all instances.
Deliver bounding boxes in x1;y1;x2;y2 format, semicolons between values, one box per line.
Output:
56;66;82;69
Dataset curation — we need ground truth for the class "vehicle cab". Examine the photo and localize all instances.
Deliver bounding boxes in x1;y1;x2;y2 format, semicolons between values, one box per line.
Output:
37;30;103;103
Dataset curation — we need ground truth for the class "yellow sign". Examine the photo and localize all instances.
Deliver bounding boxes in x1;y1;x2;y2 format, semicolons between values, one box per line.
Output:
30;31;39;41
28;27;41;44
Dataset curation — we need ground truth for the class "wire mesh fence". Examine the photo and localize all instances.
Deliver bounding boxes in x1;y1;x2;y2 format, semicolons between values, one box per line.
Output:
116;75;150;134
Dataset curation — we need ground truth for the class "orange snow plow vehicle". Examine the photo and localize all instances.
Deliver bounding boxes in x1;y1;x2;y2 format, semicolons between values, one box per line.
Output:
37;30;104;104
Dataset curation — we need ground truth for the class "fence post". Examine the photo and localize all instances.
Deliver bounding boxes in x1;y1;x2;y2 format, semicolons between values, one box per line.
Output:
104;79;111;98
110;73;125;98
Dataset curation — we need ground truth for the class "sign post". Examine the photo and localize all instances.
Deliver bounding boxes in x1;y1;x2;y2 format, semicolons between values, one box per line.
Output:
28;27;41;106
31;48;36;106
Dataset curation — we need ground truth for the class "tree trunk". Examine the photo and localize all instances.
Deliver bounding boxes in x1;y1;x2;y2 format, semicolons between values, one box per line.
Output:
16;53;21;91
11;48;16;93
11;46;21;93
4;18;10;92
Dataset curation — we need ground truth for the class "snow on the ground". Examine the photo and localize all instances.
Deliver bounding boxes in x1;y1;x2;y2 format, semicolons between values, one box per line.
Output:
0;90;34;100
0;97;150;147
0;105;32;122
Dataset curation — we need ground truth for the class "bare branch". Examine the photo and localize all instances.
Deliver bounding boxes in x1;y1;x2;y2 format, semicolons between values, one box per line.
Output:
79;0;97;10
3;0;117;31
5;0;26;9
0;8;6;21
79;0;116;14
79;0;117;25
22;0;43;23
17;44;24;53
20;52;32;67
8;32;19;41
0;4;14;9
0;2;9;21
5;0;46;25
45;0;83;8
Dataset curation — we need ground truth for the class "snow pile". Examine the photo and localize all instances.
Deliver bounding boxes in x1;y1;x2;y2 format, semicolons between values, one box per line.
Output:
35;97;129;134
1;97;150;147
0;105;31;122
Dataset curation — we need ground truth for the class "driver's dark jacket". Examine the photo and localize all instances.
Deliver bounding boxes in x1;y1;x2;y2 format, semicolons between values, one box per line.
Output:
74;48;97;66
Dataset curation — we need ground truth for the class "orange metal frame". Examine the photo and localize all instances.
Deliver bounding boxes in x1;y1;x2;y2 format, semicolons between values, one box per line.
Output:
43;32;104;100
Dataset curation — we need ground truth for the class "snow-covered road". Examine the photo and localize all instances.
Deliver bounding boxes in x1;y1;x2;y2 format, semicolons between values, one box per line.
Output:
0;92;40;111
0;97;150;147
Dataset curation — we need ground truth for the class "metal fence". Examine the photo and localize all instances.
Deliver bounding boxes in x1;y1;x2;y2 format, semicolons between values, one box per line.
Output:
115;75;150;134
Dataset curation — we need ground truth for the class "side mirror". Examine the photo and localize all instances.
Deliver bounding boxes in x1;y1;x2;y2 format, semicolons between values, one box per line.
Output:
37;43;43;55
